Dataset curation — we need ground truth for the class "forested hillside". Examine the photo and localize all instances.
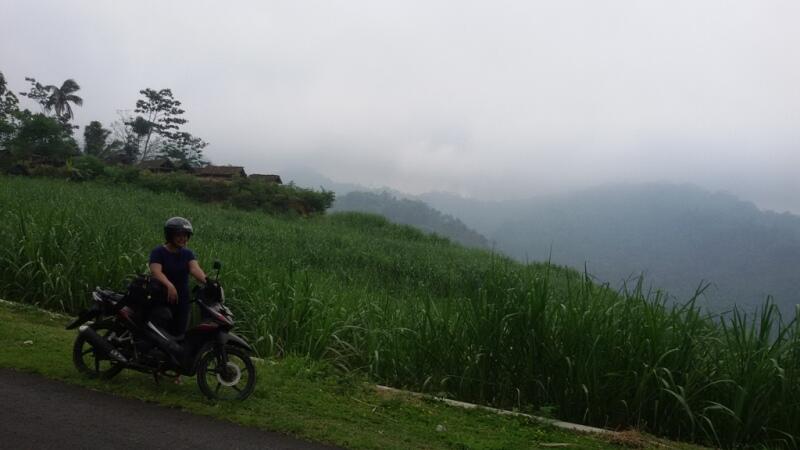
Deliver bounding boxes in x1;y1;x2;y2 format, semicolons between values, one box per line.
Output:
332;190;489;249
420;184;800;312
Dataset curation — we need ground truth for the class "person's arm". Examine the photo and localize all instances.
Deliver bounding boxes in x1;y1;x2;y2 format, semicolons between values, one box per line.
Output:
189;260;207;284
149;262;179;303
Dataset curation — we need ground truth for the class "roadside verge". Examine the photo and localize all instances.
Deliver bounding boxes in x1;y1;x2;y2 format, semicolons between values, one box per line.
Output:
0;300;701;450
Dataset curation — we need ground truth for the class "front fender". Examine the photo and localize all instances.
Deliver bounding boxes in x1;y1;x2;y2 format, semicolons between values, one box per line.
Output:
188;332;254;375
225;332;254;353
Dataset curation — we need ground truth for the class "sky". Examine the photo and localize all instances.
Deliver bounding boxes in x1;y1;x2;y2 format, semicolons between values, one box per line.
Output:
2;0;799;212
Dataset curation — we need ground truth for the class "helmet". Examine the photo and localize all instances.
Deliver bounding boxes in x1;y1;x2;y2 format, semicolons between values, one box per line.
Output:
164;217;194;242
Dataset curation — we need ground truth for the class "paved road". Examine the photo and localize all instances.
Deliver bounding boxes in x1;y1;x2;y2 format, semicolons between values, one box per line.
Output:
0;368;342;450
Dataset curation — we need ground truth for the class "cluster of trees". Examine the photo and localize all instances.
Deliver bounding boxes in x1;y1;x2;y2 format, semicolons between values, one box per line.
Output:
1;69;335;216
0;73;80;163
110;88;207;166
0;70;207;169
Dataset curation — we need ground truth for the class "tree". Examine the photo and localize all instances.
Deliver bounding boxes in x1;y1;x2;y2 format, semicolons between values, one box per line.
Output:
44;79;83;122
109;112;140;163
83;121;112;157
7;111;79;161
157;131;208;168
19;77;49;112
0;71;20;151
19;77;83;134
0;71;19;116
133;88;186;160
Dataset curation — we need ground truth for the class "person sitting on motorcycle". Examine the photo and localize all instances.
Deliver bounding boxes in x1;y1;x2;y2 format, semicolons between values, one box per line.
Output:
149;217;207;338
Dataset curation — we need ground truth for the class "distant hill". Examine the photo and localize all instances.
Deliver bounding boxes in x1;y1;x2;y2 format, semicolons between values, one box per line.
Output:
281;167;489;248
282;167;800;311
421;183;800;312
332;191;489;249
280;166;367;195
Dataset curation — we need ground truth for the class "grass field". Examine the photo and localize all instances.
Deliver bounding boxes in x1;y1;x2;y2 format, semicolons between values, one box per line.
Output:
1;175;798;448
1;299;646;450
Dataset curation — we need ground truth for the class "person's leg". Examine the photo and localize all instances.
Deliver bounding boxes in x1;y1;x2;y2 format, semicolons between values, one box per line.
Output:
169;302;192;384
171;302;192;337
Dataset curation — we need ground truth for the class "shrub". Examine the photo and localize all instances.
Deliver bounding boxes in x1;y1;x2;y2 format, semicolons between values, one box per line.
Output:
28;163;71;179
7;112;78;162
70;155;106;180
102;165;140;183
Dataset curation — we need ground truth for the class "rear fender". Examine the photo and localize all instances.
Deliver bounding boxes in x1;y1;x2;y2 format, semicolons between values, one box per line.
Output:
65;305;100;330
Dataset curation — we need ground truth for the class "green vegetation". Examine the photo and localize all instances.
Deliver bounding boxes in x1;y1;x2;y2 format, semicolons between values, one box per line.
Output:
420;185;800;313
3;110;79;161
1;176;798;448
3;155;334;214
0;69;333;215
0;300;635;450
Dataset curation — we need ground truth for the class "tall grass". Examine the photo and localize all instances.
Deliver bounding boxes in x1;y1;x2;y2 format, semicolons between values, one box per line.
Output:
1;176;798;448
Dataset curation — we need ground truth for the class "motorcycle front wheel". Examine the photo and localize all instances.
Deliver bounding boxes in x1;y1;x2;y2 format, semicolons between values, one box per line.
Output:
196;345;256;401
72;322;125;379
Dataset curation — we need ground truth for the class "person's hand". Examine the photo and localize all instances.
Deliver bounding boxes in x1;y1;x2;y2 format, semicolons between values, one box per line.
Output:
167;284;178;304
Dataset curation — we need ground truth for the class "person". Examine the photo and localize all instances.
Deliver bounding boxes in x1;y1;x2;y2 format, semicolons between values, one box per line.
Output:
149;217;207;338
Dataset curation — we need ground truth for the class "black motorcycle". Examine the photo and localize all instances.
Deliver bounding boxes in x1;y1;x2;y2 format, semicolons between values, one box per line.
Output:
66;261;256;400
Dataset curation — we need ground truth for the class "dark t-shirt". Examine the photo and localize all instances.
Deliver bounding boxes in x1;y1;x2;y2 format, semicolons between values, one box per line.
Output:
149;246;196;304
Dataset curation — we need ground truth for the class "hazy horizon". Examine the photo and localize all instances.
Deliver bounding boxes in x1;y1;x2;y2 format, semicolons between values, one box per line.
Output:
2;0;798;213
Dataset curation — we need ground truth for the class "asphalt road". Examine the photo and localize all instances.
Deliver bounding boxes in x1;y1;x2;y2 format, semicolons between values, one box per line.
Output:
0;368;342;450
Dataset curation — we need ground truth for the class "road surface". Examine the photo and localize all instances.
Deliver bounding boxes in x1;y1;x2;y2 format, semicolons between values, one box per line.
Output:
0;368;342;450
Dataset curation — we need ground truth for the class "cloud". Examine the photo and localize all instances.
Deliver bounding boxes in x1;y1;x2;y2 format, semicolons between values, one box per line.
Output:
2;0;798;210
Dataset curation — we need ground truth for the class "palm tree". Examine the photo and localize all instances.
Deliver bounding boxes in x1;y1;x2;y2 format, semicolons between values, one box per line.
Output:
44;79;83;121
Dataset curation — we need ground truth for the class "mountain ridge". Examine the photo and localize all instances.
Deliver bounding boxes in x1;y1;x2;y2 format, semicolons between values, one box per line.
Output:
283;167;800;312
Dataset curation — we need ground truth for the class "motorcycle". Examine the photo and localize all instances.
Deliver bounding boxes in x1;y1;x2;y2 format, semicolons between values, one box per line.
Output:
65;261;256;401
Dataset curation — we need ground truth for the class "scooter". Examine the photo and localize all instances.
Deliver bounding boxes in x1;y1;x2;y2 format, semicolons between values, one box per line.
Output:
66;261;256;400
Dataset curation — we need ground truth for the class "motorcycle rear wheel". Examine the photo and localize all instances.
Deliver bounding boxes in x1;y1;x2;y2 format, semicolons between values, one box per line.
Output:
72;322;125;379
196;345;256;400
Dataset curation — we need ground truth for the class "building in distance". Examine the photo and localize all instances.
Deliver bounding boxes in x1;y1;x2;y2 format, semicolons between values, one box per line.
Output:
248;174;283;184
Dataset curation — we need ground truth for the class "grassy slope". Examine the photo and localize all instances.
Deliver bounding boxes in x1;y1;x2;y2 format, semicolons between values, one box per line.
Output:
1;176;796;448
0;300;657;450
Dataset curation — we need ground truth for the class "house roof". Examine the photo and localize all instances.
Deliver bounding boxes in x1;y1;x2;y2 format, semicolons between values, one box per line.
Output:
194;165;247;177
249;174;283;184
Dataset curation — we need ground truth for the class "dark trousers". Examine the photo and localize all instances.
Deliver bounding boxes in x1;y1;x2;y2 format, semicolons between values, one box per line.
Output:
167;301;192;337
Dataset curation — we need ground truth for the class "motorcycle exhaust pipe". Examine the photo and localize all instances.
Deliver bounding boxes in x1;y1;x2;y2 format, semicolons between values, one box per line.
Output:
78;325;128;364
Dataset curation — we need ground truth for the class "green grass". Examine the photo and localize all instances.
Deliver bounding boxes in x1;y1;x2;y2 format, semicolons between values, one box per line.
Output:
0;299;649;450
0;175;798;448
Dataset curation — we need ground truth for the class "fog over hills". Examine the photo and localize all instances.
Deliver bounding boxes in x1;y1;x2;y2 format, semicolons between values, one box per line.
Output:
284;167;800;312
283;166;489;249
331;191;490;249
422;184;800;312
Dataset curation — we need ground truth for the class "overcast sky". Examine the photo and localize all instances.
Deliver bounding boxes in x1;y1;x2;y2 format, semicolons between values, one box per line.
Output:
2;0;799;212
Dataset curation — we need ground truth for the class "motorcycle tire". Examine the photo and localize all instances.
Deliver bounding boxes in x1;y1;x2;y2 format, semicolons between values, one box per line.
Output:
196;345;256;401
72;322;125;380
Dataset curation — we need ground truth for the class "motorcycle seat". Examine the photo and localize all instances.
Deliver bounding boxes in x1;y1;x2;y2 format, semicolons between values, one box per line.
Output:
96;288;125;303
145;320;184;342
